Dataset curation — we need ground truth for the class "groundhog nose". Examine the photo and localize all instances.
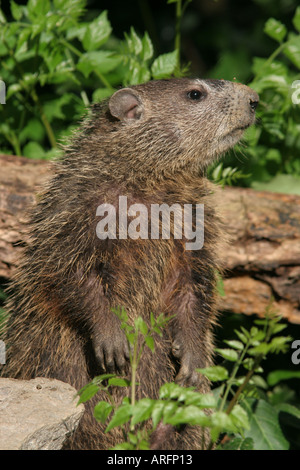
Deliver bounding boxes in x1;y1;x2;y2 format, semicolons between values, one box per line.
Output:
248;89;259;112
250;98;259;112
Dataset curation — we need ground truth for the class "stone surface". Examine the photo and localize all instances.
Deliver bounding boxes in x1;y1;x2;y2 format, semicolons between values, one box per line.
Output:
0;377;84;450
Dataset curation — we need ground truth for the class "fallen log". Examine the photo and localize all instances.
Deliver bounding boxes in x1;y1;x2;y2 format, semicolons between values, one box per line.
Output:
219;187;300;324
0;154;299;324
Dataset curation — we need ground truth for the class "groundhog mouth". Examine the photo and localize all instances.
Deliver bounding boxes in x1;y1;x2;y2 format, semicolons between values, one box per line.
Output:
231;123;251;134
223;123;252;141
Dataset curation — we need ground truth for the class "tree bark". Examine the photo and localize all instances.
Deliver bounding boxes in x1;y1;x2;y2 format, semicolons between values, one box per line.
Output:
1;154;299;324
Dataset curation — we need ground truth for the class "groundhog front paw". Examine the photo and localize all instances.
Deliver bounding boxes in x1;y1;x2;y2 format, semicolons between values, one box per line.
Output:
172;339;200;387
92;332;130;374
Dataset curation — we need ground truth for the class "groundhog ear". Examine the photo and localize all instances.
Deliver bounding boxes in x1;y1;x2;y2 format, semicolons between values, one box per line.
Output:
108;88;143;121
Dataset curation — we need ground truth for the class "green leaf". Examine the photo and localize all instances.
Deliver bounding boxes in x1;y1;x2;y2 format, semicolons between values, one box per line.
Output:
82;11;112;51
159;383;216;408
0;8;7;24
166;405;210;427
135;317;148;335
271;323;287;334
92;88;113;103
113;442;135;450
234;329;248;344
27;0;51;22
241;326;251;340
230;404;250;431
141;32;154;61
94;373;116;383
219;437;254;450
151;51;178;79
250;375;268;390
77;383;99;404
10;1;23;20
44;50;65;74
43;94;75;121
264;18;287;43
145;335;155;352
283;34;300;69
15;30;31;57
223;340;244;351
242;358;263;372
105;403;132;432
184;393;217;409
108;378;131;387
126;27;143;55
159;382;183;399
128;432;138;445
131;398;154;425
212;163;223;182
152;326;163;335
267;369;300;386
275;403;300;420
215;348;239;362
268;336;291;354
125;59;151;85
77;51;121;78
248;343;269;356
126;333;136;345
162;401;179;422
53;0;85;18
151;400;165;429
242;398;289;450
93;401;113;423
66;23;89;41
197;365;229;382
293;6;300;32
19;118;45;144
211;411;238;433
23;141;46;160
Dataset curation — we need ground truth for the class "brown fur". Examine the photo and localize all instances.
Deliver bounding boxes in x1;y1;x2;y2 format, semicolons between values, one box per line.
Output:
0;78;258;449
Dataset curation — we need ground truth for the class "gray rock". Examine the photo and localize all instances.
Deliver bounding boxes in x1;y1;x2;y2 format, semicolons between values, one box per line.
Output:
0;377;85;450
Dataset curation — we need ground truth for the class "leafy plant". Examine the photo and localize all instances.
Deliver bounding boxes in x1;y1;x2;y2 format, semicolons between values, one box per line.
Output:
0;0;181;159
221;6;300;193
208;162;251;188
77;306;300;450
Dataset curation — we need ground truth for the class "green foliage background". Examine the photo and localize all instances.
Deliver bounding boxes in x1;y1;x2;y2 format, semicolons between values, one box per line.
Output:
0;0;300;193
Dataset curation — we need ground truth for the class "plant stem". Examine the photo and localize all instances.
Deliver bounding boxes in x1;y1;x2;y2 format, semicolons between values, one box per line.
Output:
225;356;262;415
174;0;182;69
130;335;139;410
174;0;182;61
225;317;273;414
3;37;57;149
253;40;288;80
31;89;57;148
218;340;251;412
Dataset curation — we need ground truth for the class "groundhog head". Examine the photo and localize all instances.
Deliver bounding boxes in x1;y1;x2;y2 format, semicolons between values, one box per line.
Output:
106;78;259;173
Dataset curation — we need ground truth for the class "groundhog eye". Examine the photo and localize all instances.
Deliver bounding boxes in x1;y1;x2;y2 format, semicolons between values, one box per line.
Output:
187;90;203;100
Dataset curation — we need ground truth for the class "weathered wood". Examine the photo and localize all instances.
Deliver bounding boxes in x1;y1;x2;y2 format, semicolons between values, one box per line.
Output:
0;154;299;323
219;187;300;323
0;154;50;280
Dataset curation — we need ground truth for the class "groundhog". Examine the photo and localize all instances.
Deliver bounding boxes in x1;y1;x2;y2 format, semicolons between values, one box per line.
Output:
1;78;258;450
